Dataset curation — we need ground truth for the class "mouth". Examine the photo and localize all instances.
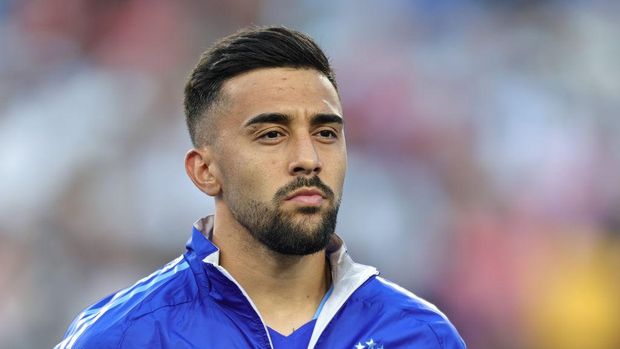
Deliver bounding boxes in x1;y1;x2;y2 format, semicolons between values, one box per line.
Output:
284;187;326;206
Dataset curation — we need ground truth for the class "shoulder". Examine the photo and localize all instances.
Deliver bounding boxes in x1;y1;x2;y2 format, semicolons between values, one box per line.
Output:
357;276;447;320
351;276;467;349
54;256;197;349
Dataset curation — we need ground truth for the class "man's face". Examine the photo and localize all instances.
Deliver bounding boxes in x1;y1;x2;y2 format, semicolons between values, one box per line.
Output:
210;67;346;255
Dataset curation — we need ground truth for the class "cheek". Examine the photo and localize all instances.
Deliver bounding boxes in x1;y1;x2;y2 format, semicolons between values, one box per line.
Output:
325;150;347;198
338;149;347;176
221;153;279;200
336;164;347;199
217;152;247;195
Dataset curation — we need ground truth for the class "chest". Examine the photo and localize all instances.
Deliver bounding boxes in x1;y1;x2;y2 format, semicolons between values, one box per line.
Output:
119;298;435;349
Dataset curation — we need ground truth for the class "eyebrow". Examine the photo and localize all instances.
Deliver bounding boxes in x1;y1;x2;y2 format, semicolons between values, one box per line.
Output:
243;113;291;127
311;113;344;126
243;112;344;128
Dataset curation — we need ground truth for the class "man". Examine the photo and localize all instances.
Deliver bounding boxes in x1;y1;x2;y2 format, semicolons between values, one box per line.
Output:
55;26;466;349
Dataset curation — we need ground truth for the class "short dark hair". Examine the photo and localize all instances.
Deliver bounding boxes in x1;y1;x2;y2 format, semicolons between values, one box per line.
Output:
183;26;338;146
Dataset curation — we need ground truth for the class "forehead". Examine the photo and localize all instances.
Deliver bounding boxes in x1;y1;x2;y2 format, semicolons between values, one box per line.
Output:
219;67;342;124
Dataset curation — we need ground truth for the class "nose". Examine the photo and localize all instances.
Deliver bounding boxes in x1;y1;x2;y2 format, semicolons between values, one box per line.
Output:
288;135;322;176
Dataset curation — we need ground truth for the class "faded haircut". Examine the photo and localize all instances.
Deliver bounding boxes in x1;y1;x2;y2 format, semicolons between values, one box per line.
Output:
183;26;338;146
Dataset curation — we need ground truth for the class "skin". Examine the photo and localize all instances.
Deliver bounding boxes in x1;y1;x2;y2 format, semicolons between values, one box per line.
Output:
185;67;347;335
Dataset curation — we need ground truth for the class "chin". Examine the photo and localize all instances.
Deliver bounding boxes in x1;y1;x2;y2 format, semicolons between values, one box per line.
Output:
295;206;322;214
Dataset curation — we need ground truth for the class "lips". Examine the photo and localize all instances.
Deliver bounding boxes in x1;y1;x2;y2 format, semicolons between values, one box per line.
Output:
285;188;326;206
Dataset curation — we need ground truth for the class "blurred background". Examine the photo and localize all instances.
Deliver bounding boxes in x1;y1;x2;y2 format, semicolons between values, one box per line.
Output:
1;0;620;348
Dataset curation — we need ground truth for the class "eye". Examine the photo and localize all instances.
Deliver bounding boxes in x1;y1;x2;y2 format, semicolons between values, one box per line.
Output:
316;129;337;139
257;129;286;143
263;130;282;139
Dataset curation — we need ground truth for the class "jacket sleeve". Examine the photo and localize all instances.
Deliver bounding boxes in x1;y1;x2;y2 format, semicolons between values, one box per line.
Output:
54;322;125;349
53;307;127;349
427;320;467;349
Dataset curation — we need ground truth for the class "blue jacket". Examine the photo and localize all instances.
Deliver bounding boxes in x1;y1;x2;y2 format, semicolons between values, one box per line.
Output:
55;216;466;349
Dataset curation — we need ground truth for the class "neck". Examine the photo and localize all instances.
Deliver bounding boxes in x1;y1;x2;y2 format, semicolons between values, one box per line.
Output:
211;205;332;335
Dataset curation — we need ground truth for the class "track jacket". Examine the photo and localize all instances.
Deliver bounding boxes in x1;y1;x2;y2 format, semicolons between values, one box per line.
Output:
55;216;466;349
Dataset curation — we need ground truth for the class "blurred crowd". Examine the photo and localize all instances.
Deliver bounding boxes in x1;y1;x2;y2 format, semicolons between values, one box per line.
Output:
1;0;619;348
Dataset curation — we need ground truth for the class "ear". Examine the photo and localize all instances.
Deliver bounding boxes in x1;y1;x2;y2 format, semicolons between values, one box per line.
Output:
185;148;221;196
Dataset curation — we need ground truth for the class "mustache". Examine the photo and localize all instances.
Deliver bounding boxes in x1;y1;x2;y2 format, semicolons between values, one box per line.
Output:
274;176;335;201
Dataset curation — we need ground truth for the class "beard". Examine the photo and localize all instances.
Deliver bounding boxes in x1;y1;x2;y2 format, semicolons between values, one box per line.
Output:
227;176;340;256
